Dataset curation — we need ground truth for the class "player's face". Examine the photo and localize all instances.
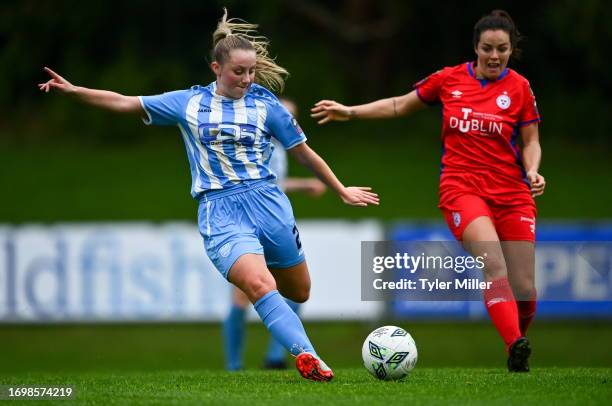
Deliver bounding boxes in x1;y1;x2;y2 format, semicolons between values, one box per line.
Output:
474;30;512;80
212;49;257;99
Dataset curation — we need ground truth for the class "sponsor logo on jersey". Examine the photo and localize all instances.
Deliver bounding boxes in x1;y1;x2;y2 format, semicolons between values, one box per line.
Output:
496;92;511;109
198;123;257;145
451;90;463;99
449;108;503;136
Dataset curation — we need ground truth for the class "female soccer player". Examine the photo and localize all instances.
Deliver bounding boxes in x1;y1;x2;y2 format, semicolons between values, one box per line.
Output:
311;10;544;372
224;97;326;371
39;9;378;382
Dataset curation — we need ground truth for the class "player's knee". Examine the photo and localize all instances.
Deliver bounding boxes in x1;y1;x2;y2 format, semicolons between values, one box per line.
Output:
482;255;507;279
290;288;310;303
513;284;536;301
233;288;250;307
246;274;277;302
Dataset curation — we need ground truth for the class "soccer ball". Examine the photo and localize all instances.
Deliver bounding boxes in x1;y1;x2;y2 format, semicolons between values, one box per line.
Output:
362;325;418;380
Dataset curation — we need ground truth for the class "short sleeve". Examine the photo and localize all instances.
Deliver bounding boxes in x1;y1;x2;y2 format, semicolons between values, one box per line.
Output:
518;80;541;127
139;90;191;126
265;100;307;149
414;68;449;105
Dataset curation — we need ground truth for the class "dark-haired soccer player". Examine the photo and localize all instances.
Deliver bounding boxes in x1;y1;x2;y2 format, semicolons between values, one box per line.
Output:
312;9;544;372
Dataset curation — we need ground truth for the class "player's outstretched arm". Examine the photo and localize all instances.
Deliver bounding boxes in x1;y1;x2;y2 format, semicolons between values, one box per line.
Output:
310;91;425;124
288;143;379;207
520;123;545;197
38;67;144;116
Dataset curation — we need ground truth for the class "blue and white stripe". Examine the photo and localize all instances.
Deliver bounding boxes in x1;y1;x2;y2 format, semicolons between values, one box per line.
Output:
139;83;305;199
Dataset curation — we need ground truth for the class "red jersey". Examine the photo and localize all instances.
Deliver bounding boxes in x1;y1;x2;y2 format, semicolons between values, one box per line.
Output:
415;62;540;209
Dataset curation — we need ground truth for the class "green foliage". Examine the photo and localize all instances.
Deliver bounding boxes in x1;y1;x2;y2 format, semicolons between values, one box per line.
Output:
2;0;611;144
1;1;610;221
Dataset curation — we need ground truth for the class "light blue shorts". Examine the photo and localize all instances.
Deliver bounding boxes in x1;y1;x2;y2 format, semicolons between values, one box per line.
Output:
197;179;305;279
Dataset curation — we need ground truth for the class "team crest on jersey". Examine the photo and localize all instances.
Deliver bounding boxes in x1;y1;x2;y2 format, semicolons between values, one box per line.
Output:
247;109;258;122
452;212;461;228
496;92;511;109
451;90;463;99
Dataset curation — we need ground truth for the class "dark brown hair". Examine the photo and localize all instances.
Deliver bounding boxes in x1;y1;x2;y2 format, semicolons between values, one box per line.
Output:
473;10;522;58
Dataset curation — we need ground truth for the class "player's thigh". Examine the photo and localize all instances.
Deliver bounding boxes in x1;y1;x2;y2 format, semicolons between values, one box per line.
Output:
227;253;277;303
501;241;536;300
494;204;537;298
269;261;311;303
445;195;507;280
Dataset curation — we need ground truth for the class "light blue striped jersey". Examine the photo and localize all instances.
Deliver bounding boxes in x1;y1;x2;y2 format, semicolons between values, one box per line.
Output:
268;138;288;190
139;82;306;198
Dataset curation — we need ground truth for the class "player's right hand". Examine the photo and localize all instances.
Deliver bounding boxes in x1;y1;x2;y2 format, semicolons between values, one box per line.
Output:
340;186;379;207
311;100;352;124
38;67;76;94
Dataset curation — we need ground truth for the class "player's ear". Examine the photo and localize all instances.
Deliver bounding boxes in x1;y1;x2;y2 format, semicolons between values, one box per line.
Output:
211;61;222;76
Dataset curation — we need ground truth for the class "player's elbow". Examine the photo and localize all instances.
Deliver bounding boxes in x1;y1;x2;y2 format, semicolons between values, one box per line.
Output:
288;143;316;167
115;96;142;115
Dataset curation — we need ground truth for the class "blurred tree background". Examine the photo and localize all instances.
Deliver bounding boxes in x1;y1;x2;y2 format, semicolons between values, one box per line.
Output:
1;0;610;222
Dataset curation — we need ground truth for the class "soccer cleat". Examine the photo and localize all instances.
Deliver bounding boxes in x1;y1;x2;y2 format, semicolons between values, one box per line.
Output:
295;352;334;382
507;337;531;372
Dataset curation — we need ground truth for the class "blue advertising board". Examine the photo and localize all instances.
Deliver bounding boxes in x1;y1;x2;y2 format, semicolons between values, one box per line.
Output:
390;222;612;319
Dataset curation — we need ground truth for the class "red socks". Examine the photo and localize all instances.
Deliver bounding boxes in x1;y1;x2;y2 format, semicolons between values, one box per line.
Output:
484;277;522;351
517;292;537;336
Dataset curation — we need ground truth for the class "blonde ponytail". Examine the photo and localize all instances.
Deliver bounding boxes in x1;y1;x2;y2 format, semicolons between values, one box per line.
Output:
212;8;288;93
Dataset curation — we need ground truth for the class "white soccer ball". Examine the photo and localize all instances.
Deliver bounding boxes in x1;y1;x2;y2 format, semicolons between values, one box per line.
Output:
362;325;418;380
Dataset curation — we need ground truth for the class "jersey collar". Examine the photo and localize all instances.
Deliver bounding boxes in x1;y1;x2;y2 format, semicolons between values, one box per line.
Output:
467;62;509;87
210;81;249;100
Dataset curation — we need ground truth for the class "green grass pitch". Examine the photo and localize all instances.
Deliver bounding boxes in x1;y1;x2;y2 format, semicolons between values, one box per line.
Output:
1;322;611;404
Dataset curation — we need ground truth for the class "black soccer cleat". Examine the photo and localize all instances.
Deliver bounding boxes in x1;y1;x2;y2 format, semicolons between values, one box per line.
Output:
507;337;531;372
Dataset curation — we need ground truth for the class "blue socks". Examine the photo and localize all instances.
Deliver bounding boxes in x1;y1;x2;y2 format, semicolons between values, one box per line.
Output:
223;305;246;371
255;290;315;357
265;299;301;363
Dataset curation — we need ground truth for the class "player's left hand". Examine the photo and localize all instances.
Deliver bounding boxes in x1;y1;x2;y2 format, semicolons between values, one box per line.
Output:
527;171;545;197
340;186;379;207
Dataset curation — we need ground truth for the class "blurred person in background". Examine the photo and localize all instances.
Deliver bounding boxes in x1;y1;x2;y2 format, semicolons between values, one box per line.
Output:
224;97;326;371
312;9;544;372
39;9;378;382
